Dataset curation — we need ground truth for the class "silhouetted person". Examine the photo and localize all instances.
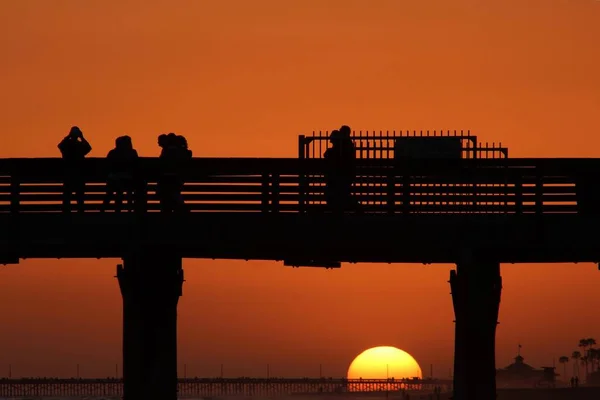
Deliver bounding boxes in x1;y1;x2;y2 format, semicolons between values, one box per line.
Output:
158;133;191;212
103;136;139;212
575;376;579;387
323;127;357;212
58;126;92;212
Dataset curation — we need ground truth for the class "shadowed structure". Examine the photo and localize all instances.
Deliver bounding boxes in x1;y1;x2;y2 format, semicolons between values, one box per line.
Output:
1;130;600;400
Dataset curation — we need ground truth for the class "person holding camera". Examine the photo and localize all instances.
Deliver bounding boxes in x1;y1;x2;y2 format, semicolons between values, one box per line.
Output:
58;126;92;212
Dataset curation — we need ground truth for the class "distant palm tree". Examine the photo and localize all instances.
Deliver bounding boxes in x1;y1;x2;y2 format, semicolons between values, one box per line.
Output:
588;349;600;372
587;338;597;372
559;356;569;381
579;339;591;380
572;351;582;379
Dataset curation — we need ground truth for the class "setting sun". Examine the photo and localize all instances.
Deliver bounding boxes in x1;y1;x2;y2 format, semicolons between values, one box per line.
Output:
347;346;423;380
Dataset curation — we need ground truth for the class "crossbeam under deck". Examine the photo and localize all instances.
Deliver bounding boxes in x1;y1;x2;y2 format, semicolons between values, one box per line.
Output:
2;213;600;265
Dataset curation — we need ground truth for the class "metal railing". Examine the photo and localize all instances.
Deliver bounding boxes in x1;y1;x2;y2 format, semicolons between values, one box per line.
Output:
0;157;593;215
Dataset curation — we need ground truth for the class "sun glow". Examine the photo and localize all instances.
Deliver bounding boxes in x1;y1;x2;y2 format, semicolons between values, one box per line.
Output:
347;346;423;380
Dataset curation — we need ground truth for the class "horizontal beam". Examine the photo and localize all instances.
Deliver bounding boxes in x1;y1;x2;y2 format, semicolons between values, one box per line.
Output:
2;213;600;263
1;157;600;180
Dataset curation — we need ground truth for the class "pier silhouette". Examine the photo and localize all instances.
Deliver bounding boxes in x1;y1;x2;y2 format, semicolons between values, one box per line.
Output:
1;129;599;400
0;377;449;398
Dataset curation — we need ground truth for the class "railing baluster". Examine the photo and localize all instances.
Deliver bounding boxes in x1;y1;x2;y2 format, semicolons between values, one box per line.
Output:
261;173;270;213
514;174;523;214
387;168;395;214
271;173;280;213
10;175;20;215
402;172;410;214
535;169;543;214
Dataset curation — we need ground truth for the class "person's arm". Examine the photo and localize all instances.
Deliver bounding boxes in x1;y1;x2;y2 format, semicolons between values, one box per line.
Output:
57;137;70;155
80;137;92;156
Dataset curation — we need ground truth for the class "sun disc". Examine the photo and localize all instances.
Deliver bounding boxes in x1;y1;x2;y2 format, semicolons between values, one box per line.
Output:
347;346;422;380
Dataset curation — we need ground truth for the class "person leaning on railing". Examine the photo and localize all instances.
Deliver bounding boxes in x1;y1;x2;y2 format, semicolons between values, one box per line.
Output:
102;135;139;212
58;126;92;212
157;133;192;212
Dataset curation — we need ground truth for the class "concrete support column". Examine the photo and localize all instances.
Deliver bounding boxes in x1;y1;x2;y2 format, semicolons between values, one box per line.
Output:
117;253;184;400
450;259;501;400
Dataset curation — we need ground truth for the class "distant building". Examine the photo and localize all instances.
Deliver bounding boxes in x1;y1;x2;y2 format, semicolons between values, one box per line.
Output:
496;353;556;388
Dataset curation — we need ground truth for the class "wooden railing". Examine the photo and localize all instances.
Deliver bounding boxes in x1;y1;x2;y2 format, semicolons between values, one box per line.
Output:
0;157;596;214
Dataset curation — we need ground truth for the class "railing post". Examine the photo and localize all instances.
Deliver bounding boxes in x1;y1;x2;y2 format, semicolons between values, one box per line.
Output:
271;173;280;213
387;169;395;214
535;169;543;215
261;173;270;213
298;136;307;214
402;173;410;214
10;174;19;215
514;174;523;214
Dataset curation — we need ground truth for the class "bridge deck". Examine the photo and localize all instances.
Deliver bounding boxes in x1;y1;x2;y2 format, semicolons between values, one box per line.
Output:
2;213;599;264
1;157;599;264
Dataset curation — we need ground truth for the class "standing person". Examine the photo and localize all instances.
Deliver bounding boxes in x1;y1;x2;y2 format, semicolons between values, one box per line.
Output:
58;126;92;212
157;133;191;212
103;135;139;212
323;127;357;212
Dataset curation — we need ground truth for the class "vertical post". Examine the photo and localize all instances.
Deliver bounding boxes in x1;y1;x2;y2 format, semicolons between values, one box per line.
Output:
298;135;307;213
10;176;19;215
271;173;280;213
514;174;523;214
387;168;395;214
449;256;501;400
261;173;270;213
535;169;543;214
117;252;184;400
298;135;306;160
402;173;410;214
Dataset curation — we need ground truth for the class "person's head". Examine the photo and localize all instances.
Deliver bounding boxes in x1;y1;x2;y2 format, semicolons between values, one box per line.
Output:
329;130;341;144
116;135;133;150
167;133;177;146
176;135;188;149
158;134;168;148
339;125;351;138
69;126;82;139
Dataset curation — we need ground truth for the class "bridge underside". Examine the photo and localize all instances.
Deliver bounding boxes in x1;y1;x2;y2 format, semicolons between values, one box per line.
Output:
1;213;599;264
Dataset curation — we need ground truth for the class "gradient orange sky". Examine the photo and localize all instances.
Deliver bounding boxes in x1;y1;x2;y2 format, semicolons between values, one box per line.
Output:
1;0;599;378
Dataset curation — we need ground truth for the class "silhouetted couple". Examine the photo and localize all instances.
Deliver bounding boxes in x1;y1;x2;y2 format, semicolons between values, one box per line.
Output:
570;376;579;388
323;125;358;213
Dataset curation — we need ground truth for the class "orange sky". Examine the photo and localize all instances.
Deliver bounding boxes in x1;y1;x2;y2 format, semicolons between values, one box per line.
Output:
0;0;599;378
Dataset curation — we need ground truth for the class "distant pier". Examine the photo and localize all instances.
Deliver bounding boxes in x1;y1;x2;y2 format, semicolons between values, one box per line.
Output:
0;377;449;398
